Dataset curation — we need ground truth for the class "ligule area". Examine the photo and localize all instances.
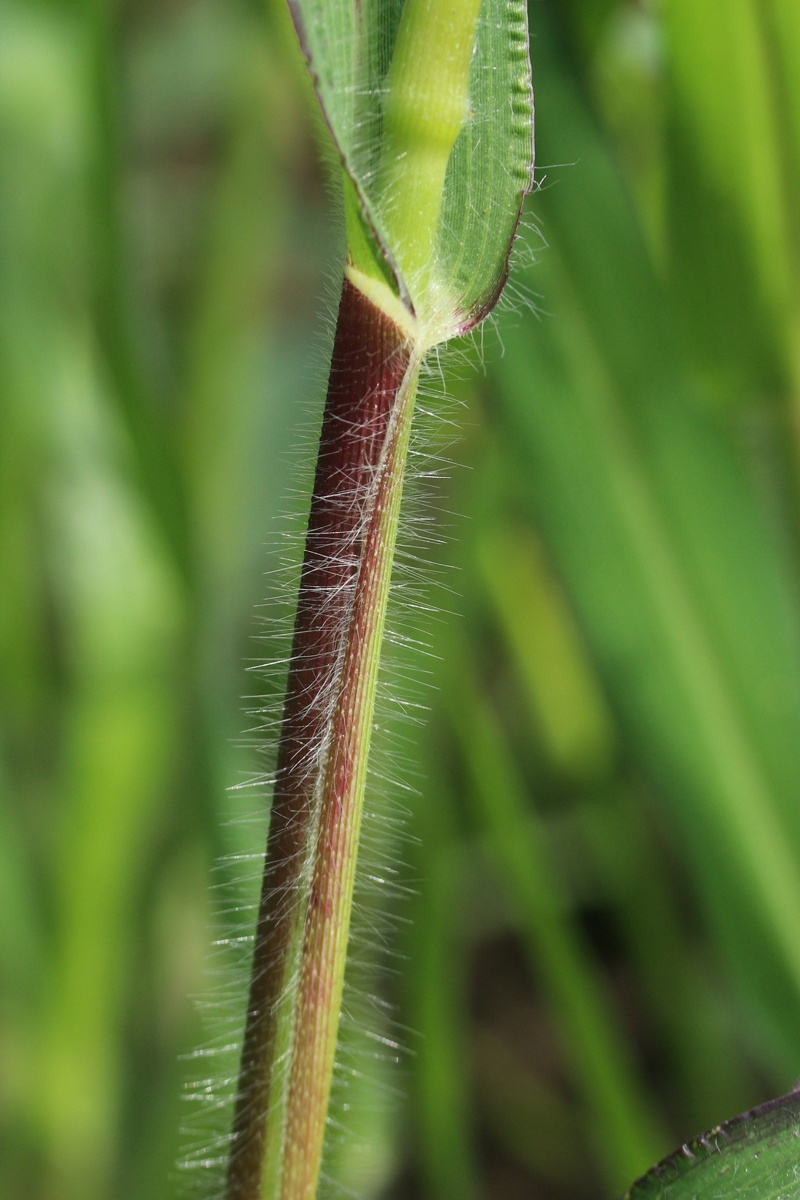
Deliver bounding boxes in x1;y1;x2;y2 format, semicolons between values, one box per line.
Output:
225;277;420;1200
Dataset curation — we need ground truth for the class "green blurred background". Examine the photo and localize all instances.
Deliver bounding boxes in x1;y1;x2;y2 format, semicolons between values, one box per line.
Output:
3;0;800;1197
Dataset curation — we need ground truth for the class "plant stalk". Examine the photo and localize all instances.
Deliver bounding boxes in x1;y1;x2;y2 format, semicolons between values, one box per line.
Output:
225;0;495;1190
225;274;419;1200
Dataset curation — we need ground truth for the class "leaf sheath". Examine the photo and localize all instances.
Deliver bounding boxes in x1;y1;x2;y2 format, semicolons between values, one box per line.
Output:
225;277;418;1200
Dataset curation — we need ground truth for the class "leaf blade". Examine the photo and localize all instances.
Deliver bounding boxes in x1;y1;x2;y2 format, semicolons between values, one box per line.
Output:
626;1091;800;1200
287;0;534;334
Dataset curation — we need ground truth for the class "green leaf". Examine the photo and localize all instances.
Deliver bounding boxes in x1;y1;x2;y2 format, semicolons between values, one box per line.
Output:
763;0;800;308
447;656;665;1187
502;12;800;1063
288;0;534;336
625;1090;800;1200
663;0;794;394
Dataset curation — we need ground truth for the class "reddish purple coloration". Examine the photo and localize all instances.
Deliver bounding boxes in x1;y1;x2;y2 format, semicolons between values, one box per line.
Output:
225;278;411;1200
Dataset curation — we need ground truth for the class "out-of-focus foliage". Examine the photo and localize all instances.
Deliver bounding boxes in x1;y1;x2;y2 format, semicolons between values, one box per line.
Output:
1;1;799;1199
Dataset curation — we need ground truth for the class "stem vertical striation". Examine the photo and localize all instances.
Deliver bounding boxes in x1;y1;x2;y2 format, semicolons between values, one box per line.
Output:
225;277;418;1200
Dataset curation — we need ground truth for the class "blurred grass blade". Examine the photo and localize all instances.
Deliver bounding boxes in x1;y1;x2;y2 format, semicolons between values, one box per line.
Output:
507;12;800;1062
763;0;800;323
449;655;666;1186
664;0;794;394
625;1090;800;1200
407;755;482;1200
477;521;615;782
474;511;752;1126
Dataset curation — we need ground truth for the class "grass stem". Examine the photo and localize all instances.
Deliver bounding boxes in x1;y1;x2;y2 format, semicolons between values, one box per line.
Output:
225;276;419;1200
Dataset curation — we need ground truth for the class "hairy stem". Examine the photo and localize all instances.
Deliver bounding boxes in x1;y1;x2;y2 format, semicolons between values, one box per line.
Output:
225;275;419;1200
224;0;496;1190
